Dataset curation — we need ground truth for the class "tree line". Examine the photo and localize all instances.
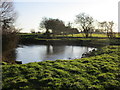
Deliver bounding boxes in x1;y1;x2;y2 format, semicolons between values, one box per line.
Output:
39;13;115;38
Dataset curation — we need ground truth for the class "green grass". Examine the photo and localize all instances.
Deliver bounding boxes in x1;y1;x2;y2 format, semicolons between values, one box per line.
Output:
2;45;120;89
19;33;119;38
19;33;120;46
66;33;107;37
51;33;119;37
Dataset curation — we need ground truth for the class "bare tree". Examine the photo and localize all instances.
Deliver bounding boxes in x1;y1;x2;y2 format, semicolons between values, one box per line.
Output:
39;17;49;32
75;13;94;38
0;0;17;32
99;21;115;38
1;0;19;63
107;21;115;38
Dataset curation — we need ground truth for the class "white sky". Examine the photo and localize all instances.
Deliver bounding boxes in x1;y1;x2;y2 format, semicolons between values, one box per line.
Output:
13;0;119;32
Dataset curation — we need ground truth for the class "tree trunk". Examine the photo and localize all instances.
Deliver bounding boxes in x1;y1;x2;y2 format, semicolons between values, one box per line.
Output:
85;34;89;38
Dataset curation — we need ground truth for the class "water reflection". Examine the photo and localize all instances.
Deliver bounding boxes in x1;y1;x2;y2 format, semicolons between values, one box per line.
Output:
16;44;95;64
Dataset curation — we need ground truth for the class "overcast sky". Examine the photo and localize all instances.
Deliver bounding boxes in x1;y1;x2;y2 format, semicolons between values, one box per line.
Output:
13;0;119;32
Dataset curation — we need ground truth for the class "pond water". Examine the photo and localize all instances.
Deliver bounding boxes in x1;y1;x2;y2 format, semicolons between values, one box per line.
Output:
16;44;95;64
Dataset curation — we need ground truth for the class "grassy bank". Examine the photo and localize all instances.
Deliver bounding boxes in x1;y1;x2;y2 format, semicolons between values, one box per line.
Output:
20;37;120;48
19;33;120;47
19;33;120;38
2;45;120;89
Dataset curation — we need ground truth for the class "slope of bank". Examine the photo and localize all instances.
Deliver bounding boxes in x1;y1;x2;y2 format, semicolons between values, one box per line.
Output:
19;36;120;47
2;45;120;89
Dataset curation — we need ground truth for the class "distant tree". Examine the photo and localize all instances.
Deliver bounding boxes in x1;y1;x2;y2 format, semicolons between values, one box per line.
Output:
39;17;48;32
37;31;41;33
65;22;72;36
40;17;66;37
30;29;35;33
39;17;51;37
94;21;105;33
99;21;115;38
107;21;115;38
67;22;72;28
75;13;94;37
99;21;108;33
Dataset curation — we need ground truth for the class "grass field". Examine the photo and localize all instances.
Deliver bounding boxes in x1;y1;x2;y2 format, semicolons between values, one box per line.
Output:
19;33;120;38
2;45;120;89
65;33;107;37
